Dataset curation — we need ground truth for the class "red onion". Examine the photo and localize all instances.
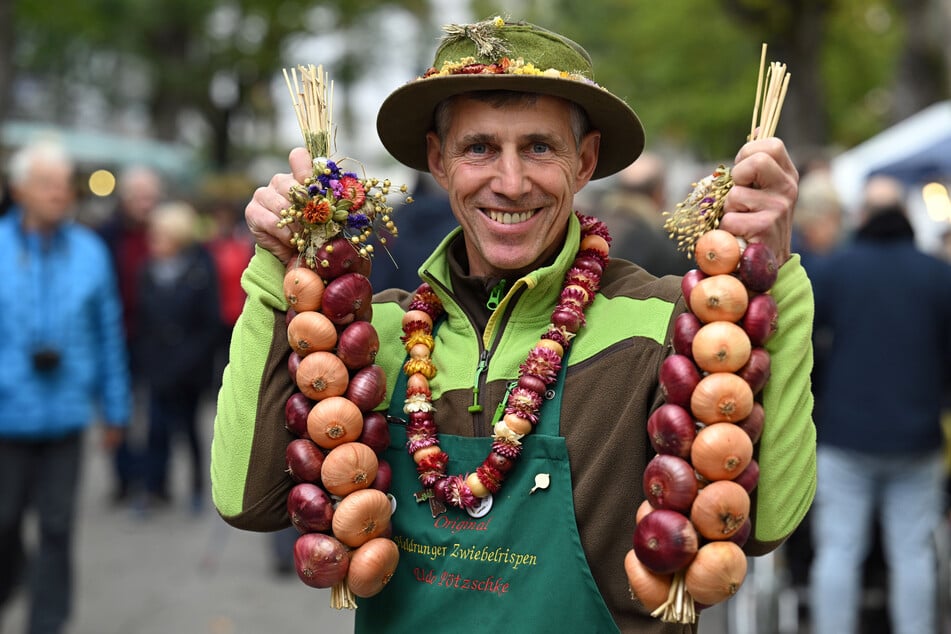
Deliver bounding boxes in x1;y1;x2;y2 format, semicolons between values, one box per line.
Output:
314;236;372;281
287;482;335;533
643;454;699;513
321;273;374;326
336;321;380;370
736;347;771;395
358;412;391;455
681;268;706;300
733;458;760;494
294;532;350;588
736;242;778;292
647;403;697;458
742;293;778;347
735;402;765;444
518;374;548;395
345;364;387;412
288;351;302;382
573;254;603;277
729;518;753;547
632;509;699;575
673;312;702;360
286;438;325;484
285;392;314;437
659;354;702;409
551;306;583;333
370;458;392;493
486;450;515;474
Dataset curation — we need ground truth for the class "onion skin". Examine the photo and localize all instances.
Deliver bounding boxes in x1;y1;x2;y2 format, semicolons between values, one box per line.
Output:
681;269;707;301
288;351;302;382
287;311;339;356
636;499;656;525
659;354;702;409
294;532;350;589
694;229;742;276
285;438;325;484
632;509;699;575
728;518;753;547
624;548;673;613
691;321;752;374
733;459;760;494
321;272;374;326
689;274;749;324
284;266;325;312
284;392;314;438
307;396;364;449
736;347;771;395
336;321;380;370
314;236;372;281
672;312;703;360
736;242;778;293
691;422;754;482
690;372;755;424
287;482;335;533
647;403;696;459
358;412;391;455
347;537;400;598
321;441;379;496
742;293;778;347
332;488;392;548
370;458;392;493
345;364;387;413
735;402;765;444
689;480;751;541
296;350;349;401
685;541;748;606
643;454;699;513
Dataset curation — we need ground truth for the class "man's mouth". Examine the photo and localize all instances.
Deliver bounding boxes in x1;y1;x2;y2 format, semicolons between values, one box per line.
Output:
486;209;538;225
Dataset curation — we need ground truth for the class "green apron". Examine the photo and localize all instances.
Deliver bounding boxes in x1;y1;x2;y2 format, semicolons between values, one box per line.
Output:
356;360;619;633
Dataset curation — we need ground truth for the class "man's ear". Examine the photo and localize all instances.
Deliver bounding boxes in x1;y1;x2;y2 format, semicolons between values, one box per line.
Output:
426;131;449;189
574;130;601;193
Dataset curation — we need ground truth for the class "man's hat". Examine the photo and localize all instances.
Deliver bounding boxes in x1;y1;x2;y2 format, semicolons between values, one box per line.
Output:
376;18;645;180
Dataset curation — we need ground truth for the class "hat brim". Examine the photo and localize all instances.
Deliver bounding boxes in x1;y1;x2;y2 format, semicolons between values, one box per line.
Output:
376;74;645;181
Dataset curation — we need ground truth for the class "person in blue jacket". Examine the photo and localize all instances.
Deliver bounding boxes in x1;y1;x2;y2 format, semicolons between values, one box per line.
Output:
0;140;132;634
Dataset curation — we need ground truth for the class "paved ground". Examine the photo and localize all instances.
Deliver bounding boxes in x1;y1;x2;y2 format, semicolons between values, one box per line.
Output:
0;407;355;634
0;403;800;634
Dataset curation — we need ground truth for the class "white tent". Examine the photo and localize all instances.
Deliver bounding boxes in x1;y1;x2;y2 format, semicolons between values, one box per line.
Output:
830;100;951;251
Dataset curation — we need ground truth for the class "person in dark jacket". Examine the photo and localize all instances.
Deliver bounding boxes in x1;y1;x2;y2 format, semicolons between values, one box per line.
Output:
809;174;951;634
136;201;221;513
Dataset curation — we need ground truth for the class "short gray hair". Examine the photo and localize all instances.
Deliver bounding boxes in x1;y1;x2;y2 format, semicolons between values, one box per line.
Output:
7;140;74;186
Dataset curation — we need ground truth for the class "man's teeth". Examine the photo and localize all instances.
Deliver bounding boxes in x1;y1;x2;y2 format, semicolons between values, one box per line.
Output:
488;210;534;225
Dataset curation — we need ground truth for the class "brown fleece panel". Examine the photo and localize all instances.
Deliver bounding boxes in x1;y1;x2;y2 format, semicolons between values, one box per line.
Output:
234;308;298;532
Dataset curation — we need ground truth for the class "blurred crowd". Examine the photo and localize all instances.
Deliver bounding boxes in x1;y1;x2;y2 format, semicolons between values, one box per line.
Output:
2;137;951;634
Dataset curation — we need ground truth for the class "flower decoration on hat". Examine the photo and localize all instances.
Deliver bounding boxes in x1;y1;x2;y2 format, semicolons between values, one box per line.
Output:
278;64;411;268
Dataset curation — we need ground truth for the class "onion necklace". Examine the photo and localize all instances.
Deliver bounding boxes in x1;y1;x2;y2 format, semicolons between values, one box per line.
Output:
399;211;612;516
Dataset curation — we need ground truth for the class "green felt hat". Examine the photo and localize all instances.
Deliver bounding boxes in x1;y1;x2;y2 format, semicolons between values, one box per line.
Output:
376;18;645;180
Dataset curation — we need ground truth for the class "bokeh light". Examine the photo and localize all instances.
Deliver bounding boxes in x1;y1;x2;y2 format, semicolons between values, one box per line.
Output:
88;169;116;197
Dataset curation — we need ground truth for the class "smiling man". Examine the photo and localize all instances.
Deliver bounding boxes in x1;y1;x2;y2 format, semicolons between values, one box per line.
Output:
211;18;815;633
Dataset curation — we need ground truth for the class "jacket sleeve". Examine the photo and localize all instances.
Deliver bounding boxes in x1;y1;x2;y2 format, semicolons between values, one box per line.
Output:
211;246;297;531
94;241;132;427
745;254;817;555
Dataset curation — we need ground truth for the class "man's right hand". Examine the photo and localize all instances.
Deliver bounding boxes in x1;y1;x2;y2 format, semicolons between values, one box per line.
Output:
245;147;315;265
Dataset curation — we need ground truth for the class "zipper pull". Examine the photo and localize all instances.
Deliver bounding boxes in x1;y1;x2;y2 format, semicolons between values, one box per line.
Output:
490;381;518;425
468;350;489;413
486;279;507;311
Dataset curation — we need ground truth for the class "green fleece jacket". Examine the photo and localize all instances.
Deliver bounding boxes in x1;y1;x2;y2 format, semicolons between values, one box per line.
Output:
211;213;816;633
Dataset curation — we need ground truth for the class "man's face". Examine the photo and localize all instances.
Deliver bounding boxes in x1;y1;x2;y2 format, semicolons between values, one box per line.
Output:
426;94;600;278
13;160;75;231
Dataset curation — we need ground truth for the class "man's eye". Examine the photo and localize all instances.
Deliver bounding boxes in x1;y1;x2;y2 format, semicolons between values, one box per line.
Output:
531;142;550;154
468;143;488;155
